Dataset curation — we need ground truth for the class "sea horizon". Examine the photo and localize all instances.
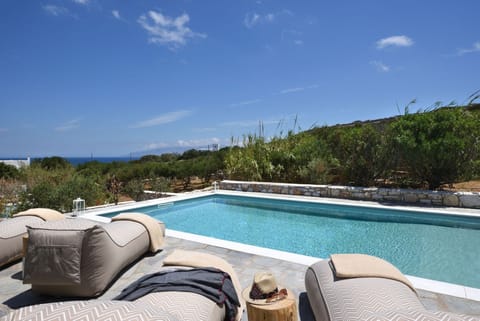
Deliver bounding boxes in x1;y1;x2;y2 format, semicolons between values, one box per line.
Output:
0;156;140;166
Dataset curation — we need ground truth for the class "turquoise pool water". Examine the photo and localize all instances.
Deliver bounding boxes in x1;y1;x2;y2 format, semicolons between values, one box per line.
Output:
102;195;480;288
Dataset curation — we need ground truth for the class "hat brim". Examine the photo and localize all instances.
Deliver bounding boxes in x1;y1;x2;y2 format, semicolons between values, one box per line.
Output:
242;285;287;305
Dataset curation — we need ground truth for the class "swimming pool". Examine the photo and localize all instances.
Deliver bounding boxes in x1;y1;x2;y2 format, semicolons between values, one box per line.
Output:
101;194;480;288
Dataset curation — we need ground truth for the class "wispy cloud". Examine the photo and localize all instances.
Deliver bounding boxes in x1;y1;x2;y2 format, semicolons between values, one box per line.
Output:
229;99;262;108
370;60;390;72
112;10;121;20
72;0;89;5
176;137;221;147
281;29;303;45
138;11;206;50
457;41;480;56
130;110;192;128
55;119;81;132
277;84;318;95
43;5;69;16
244;13;261;28
142;142;169;151
141;137;222;151
243;10;292;28
376;35;413;49
280;87;304;94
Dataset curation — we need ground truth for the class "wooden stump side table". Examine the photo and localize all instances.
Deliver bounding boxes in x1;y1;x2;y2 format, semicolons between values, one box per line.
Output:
245;289;298;321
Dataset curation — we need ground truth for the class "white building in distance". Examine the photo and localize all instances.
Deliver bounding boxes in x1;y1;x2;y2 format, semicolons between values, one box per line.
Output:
0;157;31;169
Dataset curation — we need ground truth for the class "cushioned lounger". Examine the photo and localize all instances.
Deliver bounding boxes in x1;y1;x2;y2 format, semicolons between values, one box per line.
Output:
0;208;63;268
2;250;244;321
23;213;165;297
305;254;477;321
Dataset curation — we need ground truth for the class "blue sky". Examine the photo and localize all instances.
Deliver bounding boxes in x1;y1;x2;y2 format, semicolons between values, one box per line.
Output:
1;0;479;157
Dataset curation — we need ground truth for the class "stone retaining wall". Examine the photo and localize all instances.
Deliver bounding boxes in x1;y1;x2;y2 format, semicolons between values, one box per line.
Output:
219;180;480;209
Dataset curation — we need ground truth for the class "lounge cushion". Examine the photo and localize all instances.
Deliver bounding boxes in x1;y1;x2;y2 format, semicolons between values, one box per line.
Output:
23;218;152;297
13;208;64;221
0;216;44;267
112;212;165;252
23;219;97;285
330;253;416;292
1;208;64;268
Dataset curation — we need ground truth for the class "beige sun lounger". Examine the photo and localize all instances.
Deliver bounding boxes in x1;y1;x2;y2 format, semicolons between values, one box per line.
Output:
3;250;244;321
0;208;64;268
23;213;165;297
305;254;477;321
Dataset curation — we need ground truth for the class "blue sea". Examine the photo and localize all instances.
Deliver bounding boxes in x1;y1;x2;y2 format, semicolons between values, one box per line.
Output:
64;157;139;166
1;157;139;166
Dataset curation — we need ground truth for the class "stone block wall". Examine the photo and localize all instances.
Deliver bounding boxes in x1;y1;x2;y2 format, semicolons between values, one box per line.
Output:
219;180;480;209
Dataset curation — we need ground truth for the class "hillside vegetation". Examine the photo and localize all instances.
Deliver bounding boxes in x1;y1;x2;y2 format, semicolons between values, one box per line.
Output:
1;103;479;214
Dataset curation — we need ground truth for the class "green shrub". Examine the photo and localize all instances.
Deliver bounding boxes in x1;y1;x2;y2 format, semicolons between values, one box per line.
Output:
388;107;480;189
0;163;20;179
123;179;145;201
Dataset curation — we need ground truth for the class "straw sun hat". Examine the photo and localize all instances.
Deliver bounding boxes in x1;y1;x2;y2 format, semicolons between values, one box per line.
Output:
242;272;287;305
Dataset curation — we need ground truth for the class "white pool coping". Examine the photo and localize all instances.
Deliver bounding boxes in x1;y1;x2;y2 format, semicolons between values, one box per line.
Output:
82;189;480;302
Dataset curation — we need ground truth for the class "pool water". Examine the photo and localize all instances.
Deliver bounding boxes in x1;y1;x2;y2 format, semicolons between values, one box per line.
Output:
103;195;480;288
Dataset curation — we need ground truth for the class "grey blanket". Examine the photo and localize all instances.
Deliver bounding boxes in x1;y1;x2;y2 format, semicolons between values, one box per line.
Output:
114;267;240;321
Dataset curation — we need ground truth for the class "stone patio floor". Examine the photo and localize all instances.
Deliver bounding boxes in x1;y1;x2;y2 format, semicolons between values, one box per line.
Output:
1;235;480;320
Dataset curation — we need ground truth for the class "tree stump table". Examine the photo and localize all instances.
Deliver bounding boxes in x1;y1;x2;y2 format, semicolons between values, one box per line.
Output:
245;289;298;321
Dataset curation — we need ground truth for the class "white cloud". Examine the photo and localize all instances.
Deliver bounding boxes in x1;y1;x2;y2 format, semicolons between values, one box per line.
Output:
229;99;262;108
277;84;319;95
244;13;261;28
72;0;89;4
176;137;221;147
281;29;303;45
138;11;206;50
43;5;69;16
280;87;304;94
142;142;169;150
55;119;81;132
130;110;192;128
457;41;480;56
243;10;291;28
370;60;390;72
112;10;121;20
141;137;221;152
265;13;275;22
376;35;413;49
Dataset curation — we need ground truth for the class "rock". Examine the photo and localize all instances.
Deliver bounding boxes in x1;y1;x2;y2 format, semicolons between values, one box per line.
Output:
443;194;459;207
459;194;480;208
